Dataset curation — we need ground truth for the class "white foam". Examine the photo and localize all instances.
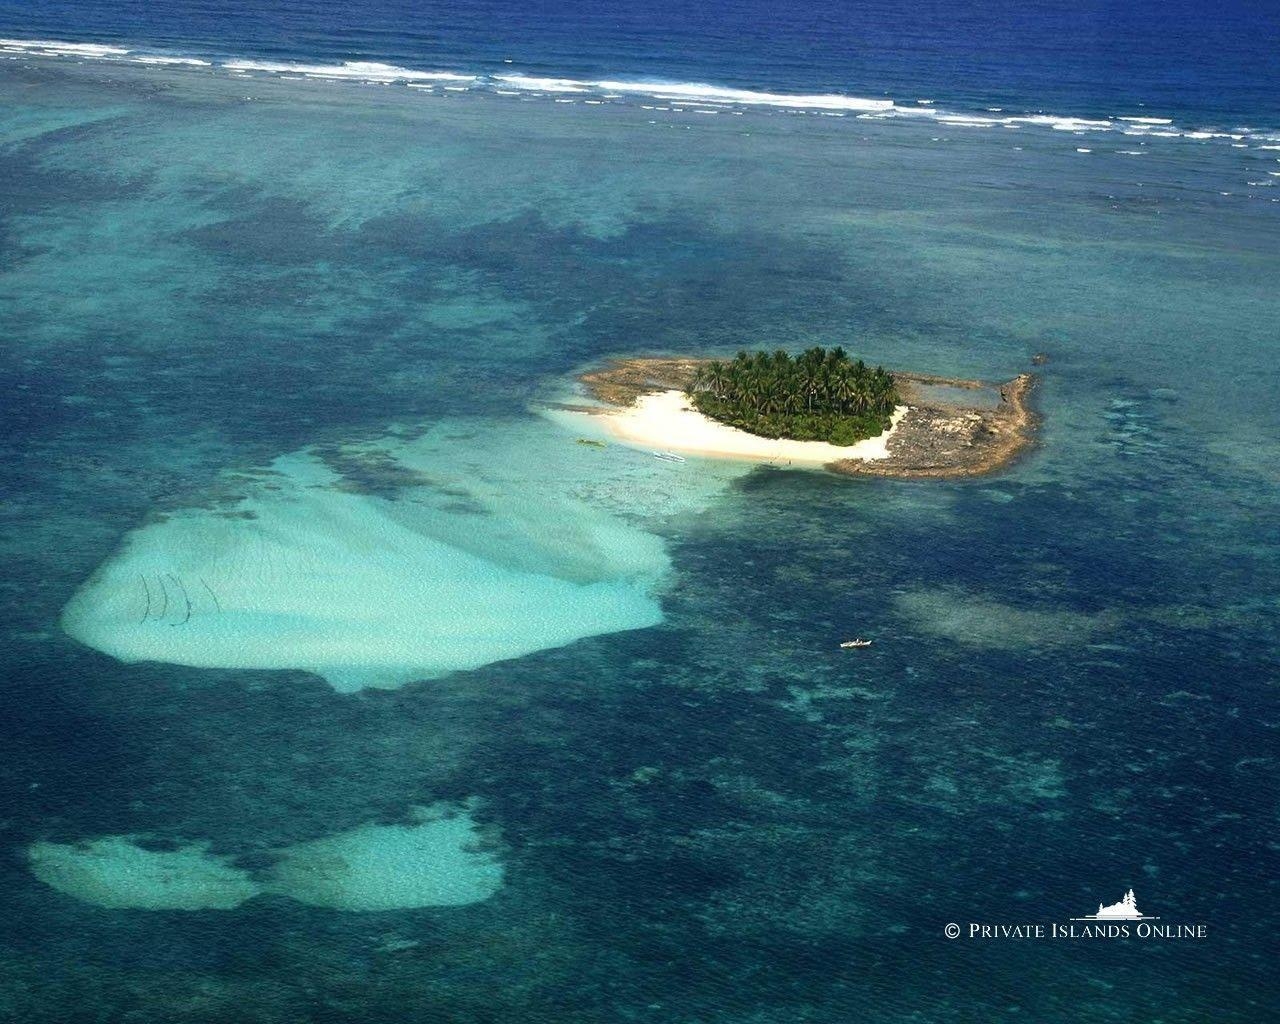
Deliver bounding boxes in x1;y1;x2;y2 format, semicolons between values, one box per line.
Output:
494;74;589;93
1011;115;1113;131
591;79;893;111
1119;116;1173;124
933;114;1003;127
131;55;211;67
0;37;130;57
222;59;474;83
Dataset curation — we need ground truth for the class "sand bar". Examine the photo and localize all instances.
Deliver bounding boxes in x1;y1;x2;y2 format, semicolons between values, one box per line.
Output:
575;388;909;464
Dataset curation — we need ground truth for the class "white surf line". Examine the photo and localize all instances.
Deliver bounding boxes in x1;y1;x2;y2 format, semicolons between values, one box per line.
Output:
4;35;1278;153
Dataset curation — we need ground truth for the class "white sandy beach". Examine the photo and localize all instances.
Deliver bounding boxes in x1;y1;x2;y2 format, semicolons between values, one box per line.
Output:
573;389;909;464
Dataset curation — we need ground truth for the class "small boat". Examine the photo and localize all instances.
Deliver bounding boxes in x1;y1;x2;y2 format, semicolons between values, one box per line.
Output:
652;450;686;463
575;437;607;448
840;638;873;649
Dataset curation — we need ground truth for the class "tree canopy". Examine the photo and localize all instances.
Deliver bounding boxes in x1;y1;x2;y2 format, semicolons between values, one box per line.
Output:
687;348;899;446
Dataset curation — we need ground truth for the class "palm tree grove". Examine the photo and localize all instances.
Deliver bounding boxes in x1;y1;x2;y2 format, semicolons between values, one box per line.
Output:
687;348;900;445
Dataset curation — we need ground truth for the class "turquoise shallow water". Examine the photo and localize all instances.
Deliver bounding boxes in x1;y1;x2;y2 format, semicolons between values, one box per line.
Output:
1;54;1279;1022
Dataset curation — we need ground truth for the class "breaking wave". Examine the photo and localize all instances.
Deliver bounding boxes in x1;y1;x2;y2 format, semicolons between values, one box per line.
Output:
3;35;1279;152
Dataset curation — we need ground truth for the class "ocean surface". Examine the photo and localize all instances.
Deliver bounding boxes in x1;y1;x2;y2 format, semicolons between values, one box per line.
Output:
1;2;1278;1021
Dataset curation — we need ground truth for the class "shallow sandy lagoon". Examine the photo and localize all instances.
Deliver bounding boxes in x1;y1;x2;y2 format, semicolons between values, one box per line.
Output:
60;416;752;691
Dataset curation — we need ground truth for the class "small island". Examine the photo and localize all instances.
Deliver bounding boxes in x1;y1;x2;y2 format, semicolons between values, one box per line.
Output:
561;350;1038;478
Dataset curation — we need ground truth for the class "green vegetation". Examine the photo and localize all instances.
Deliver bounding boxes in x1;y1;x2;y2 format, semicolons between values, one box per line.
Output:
687;348;900;445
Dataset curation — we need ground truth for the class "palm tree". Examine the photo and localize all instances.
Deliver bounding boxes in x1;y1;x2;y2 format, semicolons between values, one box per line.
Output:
831;365;856;413
685;346;898;439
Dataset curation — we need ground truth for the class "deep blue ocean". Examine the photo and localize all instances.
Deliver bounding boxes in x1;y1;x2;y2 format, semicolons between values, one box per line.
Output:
1;3;1278;1023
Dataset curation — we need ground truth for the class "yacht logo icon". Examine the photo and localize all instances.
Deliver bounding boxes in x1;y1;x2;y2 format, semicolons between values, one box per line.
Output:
945;887;1207;940
1070;888;1159;922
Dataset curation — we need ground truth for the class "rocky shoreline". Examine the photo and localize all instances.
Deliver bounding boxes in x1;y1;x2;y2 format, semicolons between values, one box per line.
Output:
576;357;1038;479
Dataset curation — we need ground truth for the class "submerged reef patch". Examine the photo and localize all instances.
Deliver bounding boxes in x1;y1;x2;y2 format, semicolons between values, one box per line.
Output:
28;837;259;911
266;805;503;910
894;586;1113;649
28;805;502;912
